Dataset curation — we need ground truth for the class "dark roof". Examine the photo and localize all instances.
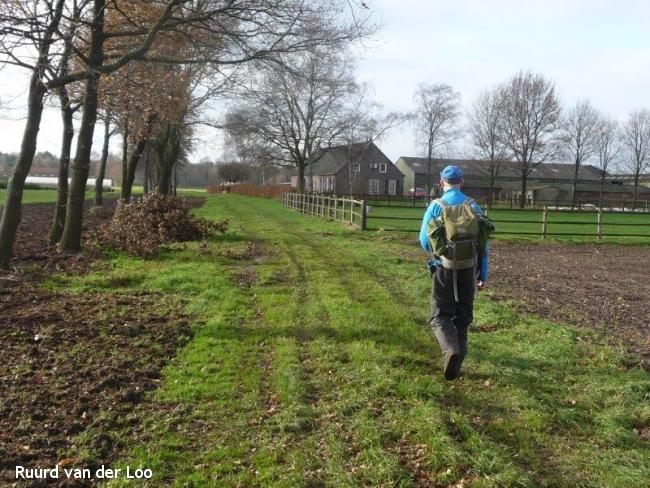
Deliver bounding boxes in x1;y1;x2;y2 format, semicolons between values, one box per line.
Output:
397;157;605;182
305;141;392;175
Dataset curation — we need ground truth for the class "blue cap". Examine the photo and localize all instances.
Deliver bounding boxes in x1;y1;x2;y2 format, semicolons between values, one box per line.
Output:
440;165;464;183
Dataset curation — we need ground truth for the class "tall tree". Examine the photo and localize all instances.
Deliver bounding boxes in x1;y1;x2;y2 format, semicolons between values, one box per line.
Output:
0;0;374;264
0;0;69;264
498;71;562;208
467;87;508;209
229;48;360;192
94;110;116;206
562;99;601;209
594;116;621;209
412;83;461;195
622;109;650;208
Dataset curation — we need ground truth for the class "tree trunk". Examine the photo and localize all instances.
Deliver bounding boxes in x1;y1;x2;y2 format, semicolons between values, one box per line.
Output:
122;136;148;201
49;88;75;243
571;157;580;210
59;0;106;254
633;172;640;209
95;113;111;206
298;163;306;193
158;164;173;195
0;76;47;265
426;145;433;197
143;148;150;194
173;164;178;196
487;164;496;211
520;172;528;209
120;121;129;199
0;0;65;266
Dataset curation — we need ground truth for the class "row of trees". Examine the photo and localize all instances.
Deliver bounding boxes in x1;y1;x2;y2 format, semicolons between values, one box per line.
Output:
413;72;649;209
222;60;648;210
0;0;374;266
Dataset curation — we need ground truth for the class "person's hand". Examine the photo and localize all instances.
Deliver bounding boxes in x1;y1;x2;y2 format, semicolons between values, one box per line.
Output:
477;281;486;291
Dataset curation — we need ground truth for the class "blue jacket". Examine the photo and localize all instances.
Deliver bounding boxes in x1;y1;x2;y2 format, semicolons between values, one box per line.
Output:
419;188;489;282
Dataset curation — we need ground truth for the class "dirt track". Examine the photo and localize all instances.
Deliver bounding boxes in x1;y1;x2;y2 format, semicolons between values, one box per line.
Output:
490;242;650;369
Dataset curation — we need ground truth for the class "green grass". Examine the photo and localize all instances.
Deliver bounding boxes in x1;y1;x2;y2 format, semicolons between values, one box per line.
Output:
49;194;649;487
365;203;650;244
0;186;204;205
0;188;61;204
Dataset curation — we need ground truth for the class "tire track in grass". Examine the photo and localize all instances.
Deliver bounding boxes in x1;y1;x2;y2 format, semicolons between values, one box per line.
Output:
222;198;407;484
224;197;468;484
217;195;342;484
275;215;541;485
227;198;554;484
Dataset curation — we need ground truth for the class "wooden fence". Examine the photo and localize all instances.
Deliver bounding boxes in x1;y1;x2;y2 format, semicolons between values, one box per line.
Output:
364;203;650;240
207;183;292;199
282;192;366;228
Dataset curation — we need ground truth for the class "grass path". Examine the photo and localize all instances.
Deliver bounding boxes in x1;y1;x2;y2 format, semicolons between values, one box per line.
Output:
54;194;649;487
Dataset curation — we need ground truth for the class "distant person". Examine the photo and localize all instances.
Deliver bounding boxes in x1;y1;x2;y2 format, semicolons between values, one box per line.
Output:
419;165;493;380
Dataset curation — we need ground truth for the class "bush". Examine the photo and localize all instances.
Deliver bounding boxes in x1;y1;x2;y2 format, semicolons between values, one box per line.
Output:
89;193;227;257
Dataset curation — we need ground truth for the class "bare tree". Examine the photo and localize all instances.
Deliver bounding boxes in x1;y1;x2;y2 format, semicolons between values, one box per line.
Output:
562;99;601;208
0;0;72;263
0;0;374;265
498;71;562;208
594;116;621;209
336;90;408;195
94;110;118;206
230;47;360;192
467;87;508;209
218;162;251;184
412;83;461;195
622;109;650;208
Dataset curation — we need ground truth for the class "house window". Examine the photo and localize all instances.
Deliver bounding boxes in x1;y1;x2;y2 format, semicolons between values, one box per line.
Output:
353;163;361;173
388;179;397;196
324;176;334;192
379;163;387;173
370;163;378;170
369;179;380;195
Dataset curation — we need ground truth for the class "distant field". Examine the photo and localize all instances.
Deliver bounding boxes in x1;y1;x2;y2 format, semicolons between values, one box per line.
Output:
0;186;205;205
365;203;650;244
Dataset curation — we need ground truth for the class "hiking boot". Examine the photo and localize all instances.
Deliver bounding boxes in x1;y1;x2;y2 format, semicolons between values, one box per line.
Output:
443;352;462;380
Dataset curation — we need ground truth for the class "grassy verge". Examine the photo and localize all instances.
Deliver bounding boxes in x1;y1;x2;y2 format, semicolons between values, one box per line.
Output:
50;194;649;487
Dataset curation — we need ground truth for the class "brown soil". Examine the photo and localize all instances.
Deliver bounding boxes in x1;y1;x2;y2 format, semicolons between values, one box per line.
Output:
0;198;200;486
490;242;650;369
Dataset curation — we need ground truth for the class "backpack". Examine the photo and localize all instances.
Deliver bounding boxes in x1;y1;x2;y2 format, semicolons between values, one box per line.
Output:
427;198;495;298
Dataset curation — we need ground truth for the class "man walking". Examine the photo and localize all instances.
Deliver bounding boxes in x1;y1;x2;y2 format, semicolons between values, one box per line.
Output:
419;165;490;380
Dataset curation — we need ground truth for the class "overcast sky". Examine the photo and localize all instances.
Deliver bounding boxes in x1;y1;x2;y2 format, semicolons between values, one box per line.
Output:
1;0;650;164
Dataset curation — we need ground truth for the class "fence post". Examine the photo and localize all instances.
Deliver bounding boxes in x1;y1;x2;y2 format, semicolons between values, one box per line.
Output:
350;199;354;223
361;200;368;230
597;208;603;241
542;206;548;240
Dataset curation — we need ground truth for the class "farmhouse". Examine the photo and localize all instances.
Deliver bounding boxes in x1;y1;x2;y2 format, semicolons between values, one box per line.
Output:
394;157;650;204
290;142;405;196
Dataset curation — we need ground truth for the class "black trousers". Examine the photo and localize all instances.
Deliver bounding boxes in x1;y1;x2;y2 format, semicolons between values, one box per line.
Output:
430;266;476;360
